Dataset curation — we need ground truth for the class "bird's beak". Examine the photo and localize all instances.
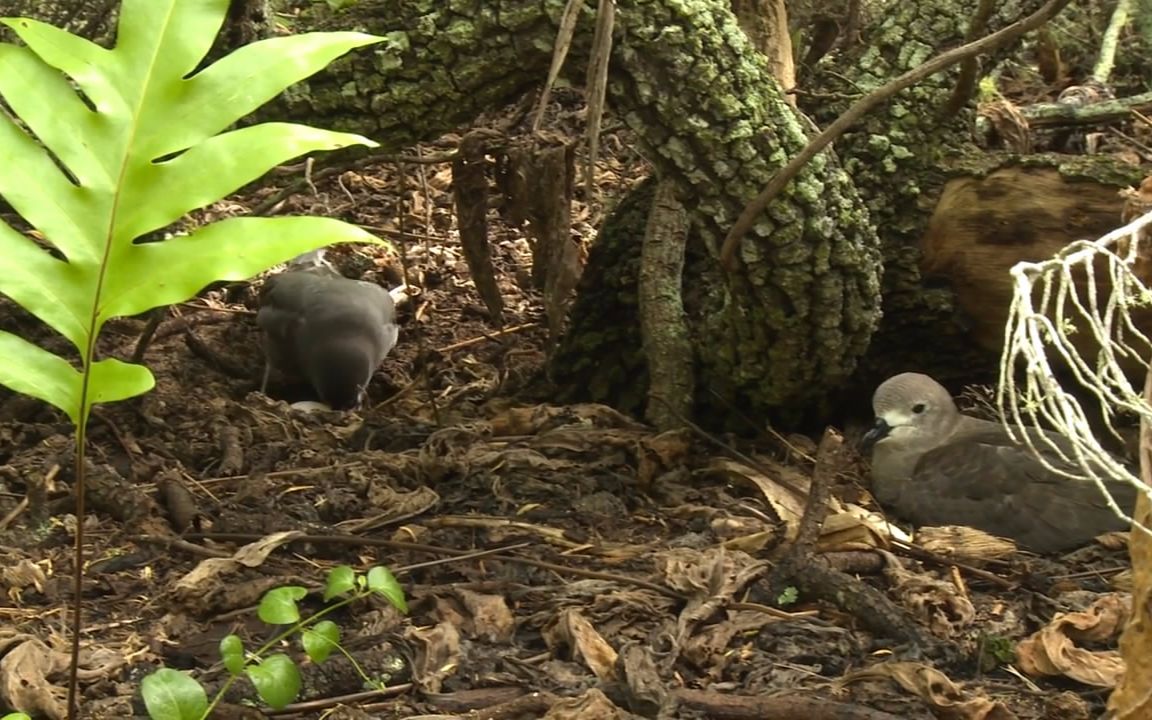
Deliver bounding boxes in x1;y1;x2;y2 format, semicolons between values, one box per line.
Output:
859;418;891;452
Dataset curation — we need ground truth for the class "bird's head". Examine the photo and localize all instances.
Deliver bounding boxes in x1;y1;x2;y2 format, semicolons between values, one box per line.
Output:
860;372;959;452
305;337;375;411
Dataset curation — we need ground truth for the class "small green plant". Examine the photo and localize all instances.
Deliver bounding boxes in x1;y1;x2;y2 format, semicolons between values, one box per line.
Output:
142;565;407;719
776;586;800;606
977;633;1016;673
2;713;33;720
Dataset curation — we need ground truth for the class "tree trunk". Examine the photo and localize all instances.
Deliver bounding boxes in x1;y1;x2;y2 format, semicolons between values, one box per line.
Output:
555;0;1141;423
922;164;1143;375
729;0;795;102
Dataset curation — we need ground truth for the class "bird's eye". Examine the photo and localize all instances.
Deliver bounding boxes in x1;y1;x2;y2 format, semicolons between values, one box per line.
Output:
912;403;926;414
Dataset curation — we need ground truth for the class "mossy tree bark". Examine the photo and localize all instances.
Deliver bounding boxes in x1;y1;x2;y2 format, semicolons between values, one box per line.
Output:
794;1;1142;406
280;0;885;417
1;0;272;53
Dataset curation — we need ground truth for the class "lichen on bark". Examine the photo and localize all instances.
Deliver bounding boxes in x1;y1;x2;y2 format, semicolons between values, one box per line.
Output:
595;0;883;413
799;0;1063;390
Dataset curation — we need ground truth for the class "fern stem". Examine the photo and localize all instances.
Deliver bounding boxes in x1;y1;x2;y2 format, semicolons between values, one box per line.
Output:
66;412;89;720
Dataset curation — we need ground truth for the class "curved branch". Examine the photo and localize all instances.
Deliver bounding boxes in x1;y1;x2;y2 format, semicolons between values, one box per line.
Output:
719;0;1074;271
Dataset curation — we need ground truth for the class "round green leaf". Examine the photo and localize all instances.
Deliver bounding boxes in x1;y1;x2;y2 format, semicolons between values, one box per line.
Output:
246;654;302;710
366;566;407;613
140;668;209;720
219;633;246;675
257;585;308;625
324;565;356;601
301;620;341;664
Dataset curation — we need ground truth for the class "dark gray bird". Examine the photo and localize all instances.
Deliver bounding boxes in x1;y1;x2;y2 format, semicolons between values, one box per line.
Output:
257;263;398;410
860;372;1136;553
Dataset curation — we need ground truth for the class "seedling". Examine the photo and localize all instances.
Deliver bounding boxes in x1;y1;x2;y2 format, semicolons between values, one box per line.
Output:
141;565;407;719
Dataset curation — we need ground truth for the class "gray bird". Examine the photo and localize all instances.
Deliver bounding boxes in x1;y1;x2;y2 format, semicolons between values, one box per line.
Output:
257;264;398;411
860;372;1136;553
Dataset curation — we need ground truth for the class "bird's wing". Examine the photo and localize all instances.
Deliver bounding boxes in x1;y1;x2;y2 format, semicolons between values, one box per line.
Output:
378;324;399;359
354;280;397;326
303;281;392;323
898;436;1134;552
257;273;317;375
256;293;305;341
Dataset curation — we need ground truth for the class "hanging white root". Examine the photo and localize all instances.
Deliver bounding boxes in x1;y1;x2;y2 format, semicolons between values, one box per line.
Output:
998;206;1152;536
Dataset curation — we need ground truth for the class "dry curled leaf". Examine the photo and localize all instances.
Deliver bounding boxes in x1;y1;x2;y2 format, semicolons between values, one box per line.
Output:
707;458;809;538
915;525;1017;562
977;99;1031;153
841;661;1017;720
0;637;68;719
543;688;630;719
1;558;48;597
1016;593;1128;687
881;551;976;637
405;621;461;693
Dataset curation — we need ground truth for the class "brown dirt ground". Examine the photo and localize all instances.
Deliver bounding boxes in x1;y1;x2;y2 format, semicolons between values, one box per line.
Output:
0;94;1134;720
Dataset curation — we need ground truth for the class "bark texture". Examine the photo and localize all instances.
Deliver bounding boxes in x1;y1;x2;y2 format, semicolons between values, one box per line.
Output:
922;164;1140;368
608;2;880;412
0;0;119;45
1108;371;1152;719
555;179;651;416
797;0;1093;395
638;180;693;430
729;0;795;100
0;0;271;51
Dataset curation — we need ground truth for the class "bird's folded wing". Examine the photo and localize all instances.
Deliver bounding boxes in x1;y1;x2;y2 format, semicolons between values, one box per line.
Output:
379;324;399;358
902;439;1131;552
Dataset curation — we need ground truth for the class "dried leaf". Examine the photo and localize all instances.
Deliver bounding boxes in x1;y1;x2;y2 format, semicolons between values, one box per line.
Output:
1016;593;1128;687
915;525;1017;561
842;662;1017;720
707;458;808;538
0;638;67;719
404;621;461;693
544;609;619;682
543;688;630;719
